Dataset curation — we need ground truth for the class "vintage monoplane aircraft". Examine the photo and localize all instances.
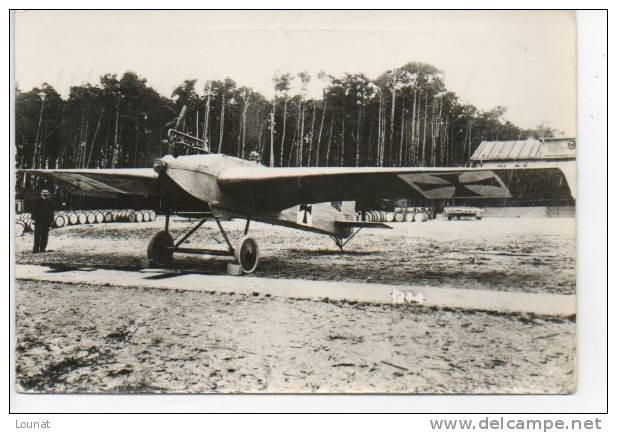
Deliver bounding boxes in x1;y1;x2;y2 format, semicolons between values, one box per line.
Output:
23;128;574;274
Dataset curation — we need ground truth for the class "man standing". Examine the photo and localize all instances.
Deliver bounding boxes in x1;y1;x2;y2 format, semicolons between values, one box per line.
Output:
31;189;55;253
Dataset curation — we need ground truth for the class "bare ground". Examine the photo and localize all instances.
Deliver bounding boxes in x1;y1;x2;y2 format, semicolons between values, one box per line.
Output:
15;217;576;294
14;216;576;393
16;279;575;394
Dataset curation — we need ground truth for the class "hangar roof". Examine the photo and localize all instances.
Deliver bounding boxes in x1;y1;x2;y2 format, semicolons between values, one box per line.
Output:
471;138;576;161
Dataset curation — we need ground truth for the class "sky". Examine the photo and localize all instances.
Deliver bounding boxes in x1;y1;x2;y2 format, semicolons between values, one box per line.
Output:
14;10;576;136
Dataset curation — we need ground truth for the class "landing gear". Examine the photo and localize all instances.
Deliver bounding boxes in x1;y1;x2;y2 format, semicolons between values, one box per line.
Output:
146;205;259;273
234;235;259;273
147;230;174;266
331;227;363;252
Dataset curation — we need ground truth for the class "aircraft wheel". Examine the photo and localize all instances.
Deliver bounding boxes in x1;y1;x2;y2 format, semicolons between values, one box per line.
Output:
147;230;173;266
234;235;259;274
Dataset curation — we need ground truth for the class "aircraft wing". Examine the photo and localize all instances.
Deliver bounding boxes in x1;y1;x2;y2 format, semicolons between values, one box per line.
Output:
21;168;160;198
218;165;573;210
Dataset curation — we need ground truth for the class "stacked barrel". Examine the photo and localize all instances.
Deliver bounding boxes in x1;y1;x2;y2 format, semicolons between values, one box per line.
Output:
354;207;435;223
15;209;158;235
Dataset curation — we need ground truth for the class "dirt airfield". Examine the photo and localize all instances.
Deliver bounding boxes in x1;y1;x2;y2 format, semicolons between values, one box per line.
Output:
14;216;576;393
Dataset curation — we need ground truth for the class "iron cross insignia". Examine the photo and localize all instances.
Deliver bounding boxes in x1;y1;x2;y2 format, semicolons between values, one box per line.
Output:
298;204;313;225
400;171;511;199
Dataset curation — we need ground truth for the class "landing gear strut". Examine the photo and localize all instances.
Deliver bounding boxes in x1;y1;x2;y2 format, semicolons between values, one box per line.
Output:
330;227;363;252
146;204;260;273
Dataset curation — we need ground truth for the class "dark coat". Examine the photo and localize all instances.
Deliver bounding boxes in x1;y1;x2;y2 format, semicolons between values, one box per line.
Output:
31;198;55;226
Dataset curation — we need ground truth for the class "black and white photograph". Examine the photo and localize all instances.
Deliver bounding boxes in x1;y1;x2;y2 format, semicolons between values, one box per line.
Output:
11;10;580;396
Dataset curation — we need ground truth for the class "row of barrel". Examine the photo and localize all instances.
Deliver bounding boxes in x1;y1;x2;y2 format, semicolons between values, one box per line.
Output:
355;207;435;223
15;209;157;235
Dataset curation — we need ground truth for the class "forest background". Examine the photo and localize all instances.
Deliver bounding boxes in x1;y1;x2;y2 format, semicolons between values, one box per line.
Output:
15;61;558;196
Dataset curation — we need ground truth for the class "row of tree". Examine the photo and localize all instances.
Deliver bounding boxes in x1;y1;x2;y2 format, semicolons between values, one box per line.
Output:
15;62;556;193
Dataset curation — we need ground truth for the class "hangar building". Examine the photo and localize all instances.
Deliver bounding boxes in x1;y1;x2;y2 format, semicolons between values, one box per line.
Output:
470;137;575;168
467;137;576;217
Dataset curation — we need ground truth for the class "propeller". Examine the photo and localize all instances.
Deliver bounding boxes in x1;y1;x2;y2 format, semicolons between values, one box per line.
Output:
174;105;188;130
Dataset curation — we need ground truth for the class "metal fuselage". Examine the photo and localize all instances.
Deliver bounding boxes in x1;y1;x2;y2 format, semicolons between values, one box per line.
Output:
157;154;355;238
